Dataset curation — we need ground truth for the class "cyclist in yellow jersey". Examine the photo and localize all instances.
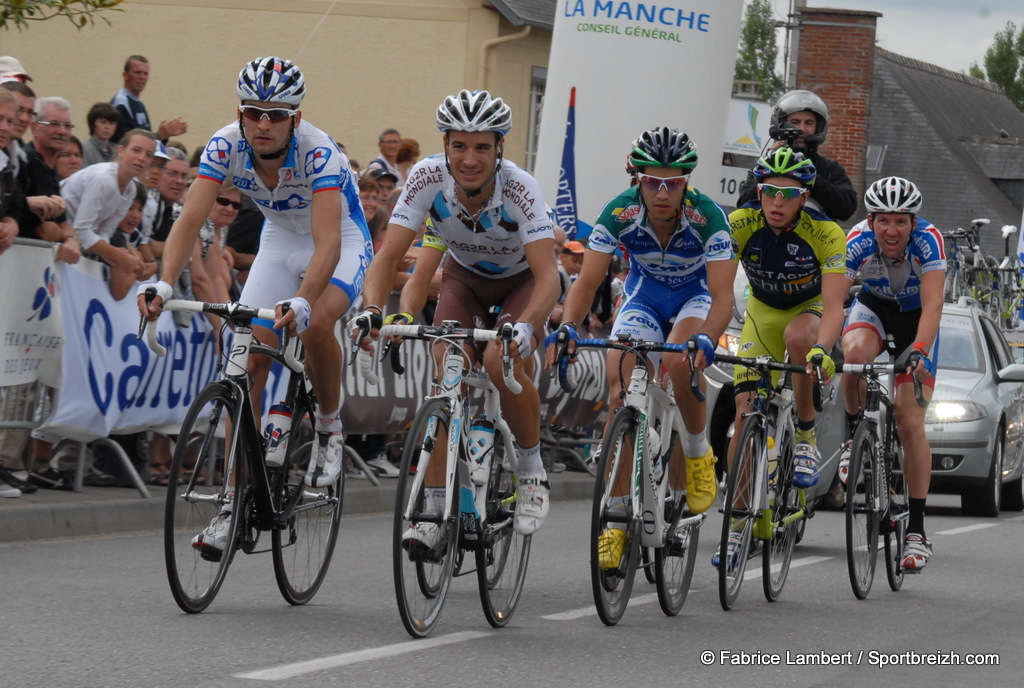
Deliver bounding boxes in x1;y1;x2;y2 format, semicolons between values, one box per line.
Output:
714;148;847;568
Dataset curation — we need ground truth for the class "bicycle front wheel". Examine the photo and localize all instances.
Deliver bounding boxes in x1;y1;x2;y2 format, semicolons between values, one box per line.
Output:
164;382;243;614
394;398;460;638
719;414;761;610
654;431;700;616
590;408;641;626
845;421;880;600
762;427;800;602
272;433;344;605
884;443;908;591
476;427;531;628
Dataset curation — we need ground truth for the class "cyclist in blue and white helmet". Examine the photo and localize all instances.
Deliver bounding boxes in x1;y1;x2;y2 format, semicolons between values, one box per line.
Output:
140;57;371;558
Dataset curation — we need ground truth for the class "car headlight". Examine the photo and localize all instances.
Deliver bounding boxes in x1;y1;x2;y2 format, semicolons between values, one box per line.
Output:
925;401;987;423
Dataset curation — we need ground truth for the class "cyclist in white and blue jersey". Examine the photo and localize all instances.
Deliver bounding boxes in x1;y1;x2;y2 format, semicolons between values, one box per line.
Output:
551;127;735;569
139;57;371;558
841;176;944;571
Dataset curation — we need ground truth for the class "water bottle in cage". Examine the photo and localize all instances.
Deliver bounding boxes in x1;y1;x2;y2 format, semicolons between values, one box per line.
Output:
468;417;495;485
263;403;292;467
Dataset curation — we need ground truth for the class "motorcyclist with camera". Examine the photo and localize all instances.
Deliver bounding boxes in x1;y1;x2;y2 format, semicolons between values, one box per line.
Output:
736;89;857;222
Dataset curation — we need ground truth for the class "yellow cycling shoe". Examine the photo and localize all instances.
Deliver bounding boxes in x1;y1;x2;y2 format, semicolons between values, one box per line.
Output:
597;528;627;570
685;448;718;514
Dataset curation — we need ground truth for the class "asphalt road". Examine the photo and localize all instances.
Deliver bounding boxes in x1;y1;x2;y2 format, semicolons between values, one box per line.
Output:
1;494;1020;688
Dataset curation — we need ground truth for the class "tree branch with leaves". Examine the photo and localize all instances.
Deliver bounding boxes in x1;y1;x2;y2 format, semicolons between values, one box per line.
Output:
1;0;123;31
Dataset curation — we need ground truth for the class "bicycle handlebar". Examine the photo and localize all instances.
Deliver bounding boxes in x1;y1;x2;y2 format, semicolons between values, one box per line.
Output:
378;322;522;394
138;292;302;371
715;352;825;412
840;360;926;408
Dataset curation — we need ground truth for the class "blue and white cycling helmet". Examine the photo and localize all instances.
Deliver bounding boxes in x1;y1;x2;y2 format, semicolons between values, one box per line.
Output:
436;90;512;135
237;57;305;106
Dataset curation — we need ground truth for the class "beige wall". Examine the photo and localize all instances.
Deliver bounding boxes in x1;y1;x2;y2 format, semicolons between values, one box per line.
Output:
4;0;550;169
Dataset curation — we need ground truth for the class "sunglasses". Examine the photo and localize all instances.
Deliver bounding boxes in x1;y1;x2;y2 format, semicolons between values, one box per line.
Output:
757;183;809;200
636;173;688;194
215;197;243;210
239;105;297;123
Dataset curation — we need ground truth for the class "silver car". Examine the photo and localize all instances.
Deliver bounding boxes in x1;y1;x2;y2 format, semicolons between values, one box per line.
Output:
926;300;1024;516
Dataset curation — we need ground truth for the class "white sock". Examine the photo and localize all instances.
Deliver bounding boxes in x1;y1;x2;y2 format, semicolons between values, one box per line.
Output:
425;486;446;514
316;409;341;435
683;430;709;458
514;442;545;475
607;494;628;514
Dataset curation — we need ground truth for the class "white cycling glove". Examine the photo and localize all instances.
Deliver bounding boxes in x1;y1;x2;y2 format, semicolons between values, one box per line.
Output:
276;296;311;334
137;280;173;304
511;321;535;359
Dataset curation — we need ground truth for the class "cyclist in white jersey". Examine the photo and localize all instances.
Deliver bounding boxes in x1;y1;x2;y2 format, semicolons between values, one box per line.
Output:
139;57;371;555
353;90;560;542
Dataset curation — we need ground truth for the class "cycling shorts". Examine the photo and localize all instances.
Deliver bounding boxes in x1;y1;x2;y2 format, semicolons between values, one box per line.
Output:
843;291;939;387
734;294;823;394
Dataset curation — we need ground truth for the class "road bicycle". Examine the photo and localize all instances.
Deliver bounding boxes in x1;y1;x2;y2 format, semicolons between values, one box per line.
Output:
993;224;1021;330
370;321;530;638
842;350;925;599
707;352;823;611
553;333;704;626
943;218;1001;318
141;295;362;613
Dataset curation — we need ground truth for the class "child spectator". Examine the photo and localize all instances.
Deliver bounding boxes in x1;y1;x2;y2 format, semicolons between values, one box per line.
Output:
81;102;120;168
109;183;156;300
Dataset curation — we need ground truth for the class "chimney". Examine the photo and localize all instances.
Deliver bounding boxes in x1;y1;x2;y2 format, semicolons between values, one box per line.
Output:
792;6;880;201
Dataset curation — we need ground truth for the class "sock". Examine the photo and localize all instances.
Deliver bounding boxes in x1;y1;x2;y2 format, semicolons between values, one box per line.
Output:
682;430;710;458
220;490;235;514
796;419;815;446
607;494;628;515
514;442;545;475
316;409;341;435
908;497;927;537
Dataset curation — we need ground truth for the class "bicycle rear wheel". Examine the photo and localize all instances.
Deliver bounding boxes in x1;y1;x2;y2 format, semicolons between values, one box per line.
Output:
477;427;531;628
845;421;880;600
719;414;761;610
884;443;908;591
394;398;460;637
164;382;243;614
590;408;641;626
272;431;344;605
762;426;799;602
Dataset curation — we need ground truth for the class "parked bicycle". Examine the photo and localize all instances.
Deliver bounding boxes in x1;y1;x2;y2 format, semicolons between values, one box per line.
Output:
140;294;363;613
553;333;704;625
841;353;925;599
705;350;824;611
369;321;531;638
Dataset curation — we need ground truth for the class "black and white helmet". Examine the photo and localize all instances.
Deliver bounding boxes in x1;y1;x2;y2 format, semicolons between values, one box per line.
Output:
236;56;305;106
436;90;512;135
864;176;922;214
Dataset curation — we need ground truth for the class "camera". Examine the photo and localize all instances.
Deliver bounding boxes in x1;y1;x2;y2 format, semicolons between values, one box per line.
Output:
773;121;802;145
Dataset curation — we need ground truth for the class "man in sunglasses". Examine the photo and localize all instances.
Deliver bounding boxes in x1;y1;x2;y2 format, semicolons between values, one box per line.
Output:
549;127;735;570
138;56;372;558
725;148;847;520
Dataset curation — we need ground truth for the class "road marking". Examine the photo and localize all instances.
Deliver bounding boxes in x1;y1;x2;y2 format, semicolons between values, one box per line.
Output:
936;523;998;536
743;555;832;581
543;592;660;620
234;630;491;680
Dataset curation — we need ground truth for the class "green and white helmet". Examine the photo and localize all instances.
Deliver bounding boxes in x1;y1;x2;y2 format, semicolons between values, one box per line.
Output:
752;146;816;187
626;127;698;172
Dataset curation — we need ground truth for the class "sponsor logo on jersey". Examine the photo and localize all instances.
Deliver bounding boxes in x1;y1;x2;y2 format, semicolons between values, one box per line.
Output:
684;205;707;226
614;204;642;222
232;176;257;192
205;137;232;168
305;147;332;176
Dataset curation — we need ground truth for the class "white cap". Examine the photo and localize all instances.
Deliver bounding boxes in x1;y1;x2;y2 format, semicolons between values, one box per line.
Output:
0;56;31;82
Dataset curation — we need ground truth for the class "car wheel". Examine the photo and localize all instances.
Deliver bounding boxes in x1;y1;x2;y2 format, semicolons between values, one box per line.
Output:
1002;470;1024;512
962;429;1003;518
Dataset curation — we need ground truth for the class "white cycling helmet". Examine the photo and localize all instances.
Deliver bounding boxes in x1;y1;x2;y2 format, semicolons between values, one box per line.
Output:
436;90;512;135
237;56;305;106
864;176;922;214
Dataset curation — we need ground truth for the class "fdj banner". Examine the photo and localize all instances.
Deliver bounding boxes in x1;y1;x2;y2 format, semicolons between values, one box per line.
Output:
535;1;744;223
38;259;217;442
0;242;63;389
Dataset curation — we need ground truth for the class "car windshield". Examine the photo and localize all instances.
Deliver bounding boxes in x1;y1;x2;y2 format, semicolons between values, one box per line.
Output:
935;316;983;373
